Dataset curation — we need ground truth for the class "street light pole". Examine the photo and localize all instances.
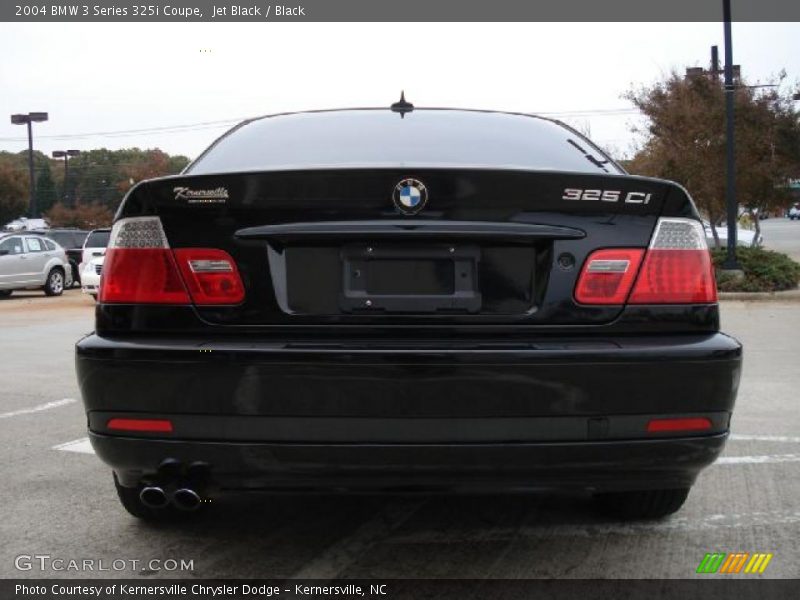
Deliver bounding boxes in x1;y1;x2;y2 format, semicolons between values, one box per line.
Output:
722;0;740;269
52;149;80;206
10;111;49;218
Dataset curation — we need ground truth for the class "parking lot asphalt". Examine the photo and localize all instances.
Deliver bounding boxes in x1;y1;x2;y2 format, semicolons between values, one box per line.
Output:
759;217;800;261
0;289;798;580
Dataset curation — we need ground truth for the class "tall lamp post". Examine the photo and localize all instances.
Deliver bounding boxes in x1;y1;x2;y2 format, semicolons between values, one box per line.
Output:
721;0;740;270
52;149;81;205
10;112;49;218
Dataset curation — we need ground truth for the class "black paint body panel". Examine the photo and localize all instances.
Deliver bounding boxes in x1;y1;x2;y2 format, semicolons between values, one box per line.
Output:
76;332;741;491
77;109;741;494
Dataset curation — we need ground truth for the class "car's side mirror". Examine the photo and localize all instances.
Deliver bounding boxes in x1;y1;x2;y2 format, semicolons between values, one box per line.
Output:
0;249;9;256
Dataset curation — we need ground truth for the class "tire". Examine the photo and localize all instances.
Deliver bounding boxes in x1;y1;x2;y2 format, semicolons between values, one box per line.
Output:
70;262;81;288
0;290;11;298
43;268;65;296
594;488;690;519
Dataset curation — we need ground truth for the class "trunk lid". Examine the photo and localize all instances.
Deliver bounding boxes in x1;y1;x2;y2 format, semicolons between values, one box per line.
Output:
116;168;696;328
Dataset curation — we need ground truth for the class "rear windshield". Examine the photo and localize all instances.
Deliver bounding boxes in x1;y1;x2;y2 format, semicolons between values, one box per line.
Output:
85;230;110;248
188;109;622;175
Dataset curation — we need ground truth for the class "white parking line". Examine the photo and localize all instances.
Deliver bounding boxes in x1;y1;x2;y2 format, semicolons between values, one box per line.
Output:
387;509;800;544
0;398;76;420
291;499;426;580
52;437;94;455
730;434;800;444
716;453;800;465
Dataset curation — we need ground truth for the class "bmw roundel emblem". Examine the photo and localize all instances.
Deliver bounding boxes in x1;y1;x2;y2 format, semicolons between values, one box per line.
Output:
392;178;428;215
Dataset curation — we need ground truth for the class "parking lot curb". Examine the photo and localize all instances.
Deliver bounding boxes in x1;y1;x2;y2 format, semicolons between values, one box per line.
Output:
719;288;800;302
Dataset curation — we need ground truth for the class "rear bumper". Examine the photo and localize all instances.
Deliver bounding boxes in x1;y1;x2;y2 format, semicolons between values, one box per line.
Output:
76;332;741;492
91;433;728;493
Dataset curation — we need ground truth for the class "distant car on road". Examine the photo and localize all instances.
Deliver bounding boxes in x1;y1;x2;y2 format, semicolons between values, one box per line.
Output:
789;204;800;220
32;228;89;287
0;233;71;297
704;221;762;248
2;217;50;232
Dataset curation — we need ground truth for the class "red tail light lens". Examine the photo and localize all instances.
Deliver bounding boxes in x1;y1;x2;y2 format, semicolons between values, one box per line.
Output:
629;218;717;304
646;417;713;433
107;418;173;433
100;248;190;304
173;248;245;305
629;249;717;304
99;217;245;305
574;248;645;305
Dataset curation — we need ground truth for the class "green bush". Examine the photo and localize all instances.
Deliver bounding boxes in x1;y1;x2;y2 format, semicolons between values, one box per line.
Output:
712;247;800;292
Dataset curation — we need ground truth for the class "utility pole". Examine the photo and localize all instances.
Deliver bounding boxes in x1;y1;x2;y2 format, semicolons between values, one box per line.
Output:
721;0;740;270
52;149;81;206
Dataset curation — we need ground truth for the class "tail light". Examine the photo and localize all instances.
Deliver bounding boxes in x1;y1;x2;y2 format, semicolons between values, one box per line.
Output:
574;248;645;305
574;218;717;305
629;218;717;304
173;248;245;305
99;217;244;305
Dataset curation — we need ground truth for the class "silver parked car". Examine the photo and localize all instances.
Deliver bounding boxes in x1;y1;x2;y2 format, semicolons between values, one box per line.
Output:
0;233;72;297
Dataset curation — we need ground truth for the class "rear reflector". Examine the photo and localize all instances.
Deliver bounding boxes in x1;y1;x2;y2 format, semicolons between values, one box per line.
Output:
107;418;173;433
173;248;245;305
646;417;713;433
574;248;645;305
629;218;717;304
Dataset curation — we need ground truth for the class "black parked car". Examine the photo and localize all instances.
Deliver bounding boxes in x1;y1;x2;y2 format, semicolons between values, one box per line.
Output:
34;228;89;286
75;104;742;521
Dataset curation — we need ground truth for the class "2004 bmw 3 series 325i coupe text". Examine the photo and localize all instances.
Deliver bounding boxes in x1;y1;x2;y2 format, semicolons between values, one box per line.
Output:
75;101;742;521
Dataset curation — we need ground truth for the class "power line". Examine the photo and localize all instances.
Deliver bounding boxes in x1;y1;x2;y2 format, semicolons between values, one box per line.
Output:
0;108;643;143
0;118;246;142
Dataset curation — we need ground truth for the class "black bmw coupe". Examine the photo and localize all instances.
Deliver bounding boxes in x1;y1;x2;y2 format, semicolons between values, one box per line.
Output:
75;102;741;521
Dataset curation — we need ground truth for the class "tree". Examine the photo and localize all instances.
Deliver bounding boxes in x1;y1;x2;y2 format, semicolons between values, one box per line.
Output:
0;163;28;226
625;72;800;247
44;202;114;229
35;161;58;214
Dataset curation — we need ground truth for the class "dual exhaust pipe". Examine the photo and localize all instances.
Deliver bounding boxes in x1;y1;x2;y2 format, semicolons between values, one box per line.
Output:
139;486;202;511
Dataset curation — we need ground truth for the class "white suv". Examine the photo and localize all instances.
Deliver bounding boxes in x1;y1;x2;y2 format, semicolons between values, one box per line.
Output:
79;228;110;299
789;204;800;220
0;234;71;297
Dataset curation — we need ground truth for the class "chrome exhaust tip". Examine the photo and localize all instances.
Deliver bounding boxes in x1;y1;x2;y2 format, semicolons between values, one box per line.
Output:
139;486;169;509
172;488;202;511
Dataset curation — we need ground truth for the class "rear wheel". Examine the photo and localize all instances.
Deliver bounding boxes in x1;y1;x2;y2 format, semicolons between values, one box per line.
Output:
0;290;11;298
594;488;690;519
43;268;65;296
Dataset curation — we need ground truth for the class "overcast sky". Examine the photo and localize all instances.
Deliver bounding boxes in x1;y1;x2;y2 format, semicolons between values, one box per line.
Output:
1;22;798;160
